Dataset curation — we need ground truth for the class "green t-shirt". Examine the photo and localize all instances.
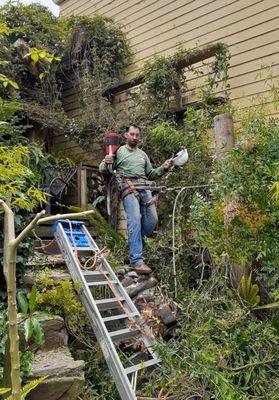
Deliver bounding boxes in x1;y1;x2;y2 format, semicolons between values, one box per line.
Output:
99;146;165;180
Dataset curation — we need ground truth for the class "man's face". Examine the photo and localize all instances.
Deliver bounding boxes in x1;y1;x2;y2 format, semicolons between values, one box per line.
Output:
124;126;141;148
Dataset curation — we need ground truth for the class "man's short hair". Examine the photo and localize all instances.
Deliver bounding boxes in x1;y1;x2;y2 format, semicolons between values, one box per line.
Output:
125;123;141;133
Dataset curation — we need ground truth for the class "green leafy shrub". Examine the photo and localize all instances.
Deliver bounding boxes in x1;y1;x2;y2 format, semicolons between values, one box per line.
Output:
188;112;279;291
34;270;84;333
17;286;48;347
146;285;279;399
149;121;184;159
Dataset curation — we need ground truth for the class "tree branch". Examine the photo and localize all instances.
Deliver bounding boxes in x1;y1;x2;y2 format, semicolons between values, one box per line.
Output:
11;210;46;249
227;358;274;372
37;210;95;224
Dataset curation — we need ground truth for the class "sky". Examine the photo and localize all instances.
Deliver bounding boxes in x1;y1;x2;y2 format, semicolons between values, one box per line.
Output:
0;0;59;16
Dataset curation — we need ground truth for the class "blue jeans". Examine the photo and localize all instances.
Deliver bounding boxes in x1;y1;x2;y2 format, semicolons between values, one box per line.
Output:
122;189;158;266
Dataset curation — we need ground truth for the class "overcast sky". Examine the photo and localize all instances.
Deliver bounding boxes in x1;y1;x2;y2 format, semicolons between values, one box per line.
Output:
0;0;59;16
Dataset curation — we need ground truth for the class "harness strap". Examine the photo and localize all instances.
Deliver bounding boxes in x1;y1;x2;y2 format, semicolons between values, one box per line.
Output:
124;178;140;198
121;179;158;208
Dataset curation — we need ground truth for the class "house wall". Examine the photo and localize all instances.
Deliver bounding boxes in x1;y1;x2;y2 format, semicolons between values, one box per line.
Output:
53;0;279;163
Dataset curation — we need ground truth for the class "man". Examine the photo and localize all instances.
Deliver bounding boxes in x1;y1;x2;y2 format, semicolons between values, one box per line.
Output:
99;124;172;274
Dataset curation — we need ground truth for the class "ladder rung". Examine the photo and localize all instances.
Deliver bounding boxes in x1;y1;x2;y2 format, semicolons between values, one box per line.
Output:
125;358;160;375
109;328;140;343
102;313;138;322
73;246;92;250
83;270;110;282
87;280;117;286
95;298;125;311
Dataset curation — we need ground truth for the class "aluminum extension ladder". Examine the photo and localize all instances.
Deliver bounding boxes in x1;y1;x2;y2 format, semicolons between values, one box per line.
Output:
52;219;160;400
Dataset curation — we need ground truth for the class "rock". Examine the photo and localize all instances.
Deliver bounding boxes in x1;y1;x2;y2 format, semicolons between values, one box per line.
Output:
126;277;157;298
21;268;71;288
127;271;138;278
158;304;177;326
26;253;65;267
27;348;85;400
121;276;134;287
19;316;68;352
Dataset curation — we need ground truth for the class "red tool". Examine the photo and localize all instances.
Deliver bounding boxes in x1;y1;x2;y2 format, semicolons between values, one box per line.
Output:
106;132;121;156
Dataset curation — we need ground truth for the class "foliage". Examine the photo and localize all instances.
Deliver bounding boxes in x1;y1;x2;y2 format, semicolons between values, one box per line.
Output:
145;282;279;399
240;273;260;307
34;269;84;334
20;350;33;384
134;43;230;125
139;54;178;118
1;375;48;400
0;2;67;133
64;15;132;83
17;286;48;347
63;15;132;147
148;121;184;160
0;4;134;144
0;145;46;209
0;302;7;386
78;346;119;400
188;112;279;291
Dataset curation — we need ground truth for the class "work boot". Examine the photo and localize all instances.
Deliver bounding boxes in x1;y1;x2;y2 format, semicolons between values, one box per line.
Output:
133;263;151;274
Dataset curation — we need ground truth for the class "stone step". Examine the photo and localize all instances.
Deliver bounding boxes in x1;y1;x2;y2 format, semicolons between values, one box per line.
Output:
19;316;68;352
22;268;70;288
26;348;85;400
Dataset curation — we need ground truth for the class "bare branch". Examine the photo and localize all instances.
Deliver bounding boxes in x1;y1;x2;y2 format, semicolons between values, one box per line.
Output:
37;210;95;224
12;210;46;248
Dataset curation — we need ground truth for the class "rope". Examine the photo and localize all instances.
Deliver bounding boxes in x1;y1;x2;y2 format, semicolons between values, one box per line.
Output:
34;238;56;250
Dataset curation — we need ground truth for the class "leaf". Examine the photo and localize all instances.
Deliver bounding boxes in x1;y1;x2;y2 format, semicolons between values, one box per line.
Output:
39;73;44;80
24;318;33;342
246;272;252;292
17;291;28;314
6;376;48;400
28;285;37;314
33;311;49;320
31;53;39;63
0;388;11;395
254;301;279;310
32;318;45;347
240;276;247;298
248;284;260;305
20;376;48;398
9;80;19;89
92;195;105;207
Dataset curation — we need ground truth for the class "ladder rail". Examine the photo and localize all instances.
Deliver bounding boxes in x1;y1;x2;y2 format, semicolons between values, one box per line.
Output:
55;222;138;400
53;220;160;400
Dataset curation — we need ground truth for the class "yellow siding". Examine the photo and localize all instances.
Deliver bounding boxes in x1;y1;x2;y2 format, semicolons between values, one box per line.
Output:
56;0;279;161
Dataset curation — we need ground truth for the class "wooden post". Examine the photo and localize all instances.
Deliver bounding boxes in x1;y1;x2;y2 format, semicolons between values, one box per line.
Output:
80;168;88;210
213;113;234;160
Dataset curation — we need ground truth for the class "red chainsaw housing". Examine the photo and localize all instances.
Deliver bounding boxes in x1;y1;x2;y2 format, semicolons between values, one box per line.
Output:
105;132;121;154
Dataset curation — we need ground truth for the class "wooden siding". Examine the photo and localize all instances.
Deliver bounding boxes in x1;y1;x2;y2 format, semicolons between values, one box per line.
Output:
55;0;279;162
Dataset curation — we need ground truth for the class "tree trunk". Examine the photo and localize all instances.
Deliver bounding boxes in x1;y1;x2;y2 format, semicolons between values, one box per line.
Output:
2;203;21;400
